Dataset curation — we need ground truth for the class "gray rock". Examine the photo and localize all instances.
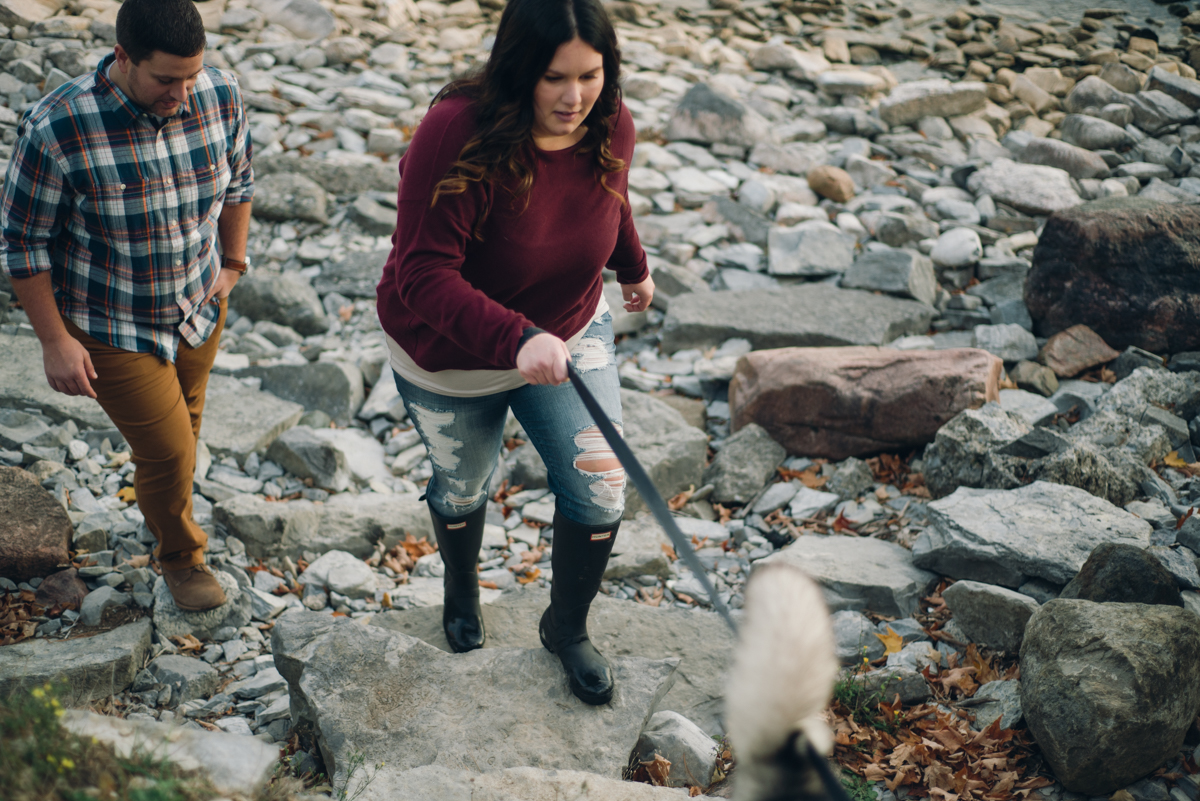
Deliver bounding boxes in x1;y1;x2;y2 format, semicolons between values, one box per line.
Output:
1147;545;1200;592
299;549;377;599
767;220;855;276
214;492;432;560
0;409;50;449
1061;114;1135;151
509;441;548;490
369;585;734;736
966;159;1083;216
969;680;1023;731
633;710;718;788
1146;66;1200;111
1110;346;1166;381
147;654;222;705
1177;515;1200;553
666;82;775;148
1020;600;1200;794
152;571;253;640
252;0;336;39
999;388;1058;427
0;619;151;702
1070;408;1171;465
751;480;800;515
0;335;115;429
878;79;988;127
199;375;304;464
759;535;937;617
348;195;396;236
267;426;350;492
826;458;874;499
703;422;786;505
272;610;678;789
748;142;828;176
922;403;1031;497
831;610;886;664
241;361;364;425
1065;76;1131;114
914;481;1153;588
848;665;931;704
1026;442;1140;507
930;227;983;268
229;273;328;337
1060;542;1183;607
661;285;934;353
313;248;390;299
620;390;709;520
603;550;671;581
1127;90;1195;134
226;666;287;699
840;250;937;306
61;708;280;797
1019;137;1111;180
788;486;842;519
254;152;397;195
252;173;328;224
942;580;1040;652
79;586;130;627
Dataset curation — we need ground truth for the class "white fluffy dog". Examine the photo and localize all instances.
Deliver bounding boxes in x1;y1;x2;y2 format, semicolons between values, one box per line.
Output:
725;563;842;801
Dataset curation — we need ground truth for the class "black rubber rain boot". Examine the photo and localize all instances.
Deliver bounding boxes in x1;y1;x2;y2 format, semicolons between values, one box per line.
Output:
429;503;488;653
539;509;621;705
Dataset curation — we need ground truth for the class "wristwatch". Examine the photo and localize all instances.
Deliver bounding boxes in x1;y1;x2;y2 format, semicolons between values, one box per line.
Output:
222;256;250;274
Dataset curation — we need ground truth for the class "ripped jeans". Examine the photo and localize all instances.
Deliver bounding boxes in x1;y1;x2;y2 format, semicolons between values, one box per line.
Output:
392;313;625;527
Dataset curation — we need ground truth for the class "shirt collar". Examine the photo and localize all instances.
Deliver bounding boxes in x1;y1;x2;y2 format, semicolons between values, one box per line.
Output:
95;51;194;126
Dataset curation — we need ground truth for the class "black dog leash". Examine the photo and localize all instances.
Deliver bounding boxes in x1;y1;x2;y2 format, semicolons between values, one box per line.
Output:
566;362;855;801
565;362;737;633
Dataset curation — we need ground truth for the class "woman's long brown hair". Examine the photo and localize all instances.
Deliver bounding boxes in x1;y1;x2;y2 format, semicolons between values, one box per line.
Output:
428;0;626;238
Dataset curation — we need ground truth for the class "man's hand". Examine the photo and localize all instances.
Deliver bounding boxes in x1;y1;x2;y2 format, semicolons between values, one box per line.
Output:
621;276;655;312
43;335;97;398
517;332;571;386
205;267;240;305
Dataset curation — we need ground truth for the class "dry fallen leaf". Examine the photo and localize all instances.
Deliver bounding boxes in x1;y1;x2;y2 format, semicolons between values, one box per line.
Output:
171;634;203;652
876;625;904;655
123;554;151;569
1165;451;1188;468
116;486;137;504
517;568;541;585
667;486;695;511
641;754;672;786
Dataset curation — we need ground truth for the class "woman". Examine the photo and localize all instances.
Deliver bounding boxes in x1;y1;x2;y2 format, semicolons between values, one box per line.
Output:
375;0;653;706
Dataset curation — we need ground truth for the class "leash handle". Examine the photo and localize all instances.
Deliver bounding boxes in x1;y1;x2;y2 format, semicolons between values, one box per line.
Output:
565;362;737;632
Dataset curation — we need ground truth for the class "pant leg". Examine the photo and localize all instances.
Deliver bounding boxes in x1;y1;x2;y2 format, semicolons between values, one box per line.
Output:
62;309;222;570
509;313;624;527
391;371;510;518
175;297;227;445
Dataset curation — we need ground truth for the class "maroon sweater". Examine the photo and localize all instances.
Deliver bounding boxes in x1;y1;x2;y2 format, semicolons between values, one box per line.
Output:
376;95;649;372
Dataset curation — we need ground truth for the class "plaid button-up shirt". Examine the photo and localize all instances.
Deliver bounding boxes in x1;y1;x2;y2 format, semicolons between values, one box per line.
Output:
0;53;253;362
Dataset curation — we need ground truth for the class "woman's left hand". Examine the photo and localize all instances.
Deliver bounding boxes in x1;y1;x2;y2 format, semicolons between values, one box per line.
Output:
621;277;655;312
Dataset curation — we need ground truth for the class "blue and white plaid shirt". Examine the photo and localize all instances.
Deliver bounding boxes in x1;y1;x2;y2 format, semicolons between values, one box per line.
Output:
0;53;253;362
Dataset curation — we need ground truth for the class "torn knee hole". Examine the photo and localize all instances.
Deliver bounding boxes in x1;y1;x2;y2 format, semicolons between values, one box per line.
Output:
573;425;626;511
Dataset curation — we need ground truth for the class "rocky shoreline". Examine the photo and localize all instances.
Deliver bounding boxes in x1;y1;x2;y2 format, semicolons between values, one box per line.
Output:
2;0;1200;798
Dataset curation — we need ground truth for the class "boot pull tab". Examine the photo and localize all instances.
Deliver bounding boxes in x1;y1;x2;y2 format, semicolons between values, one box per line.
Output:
590;530;613;541
447;522;468;530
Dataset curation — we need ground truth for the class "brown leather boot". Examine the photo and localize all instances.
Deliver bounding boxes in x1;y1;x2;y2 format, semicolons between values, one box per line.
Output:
162;564;227;611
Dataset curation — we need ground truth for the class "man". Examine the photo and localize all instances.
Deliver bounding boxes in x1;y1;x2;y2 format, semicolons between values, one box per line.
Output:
0;0;253;611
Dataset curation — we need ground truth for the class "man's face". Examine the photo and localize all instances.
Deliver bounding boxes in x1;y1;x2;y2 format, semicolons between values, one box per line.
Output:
113;45;205;117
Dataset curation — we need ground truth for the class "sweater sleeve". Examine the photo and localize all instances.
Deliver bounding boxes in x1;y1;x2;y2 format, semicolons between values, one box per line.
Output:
608;104;649;286
387;100;534;369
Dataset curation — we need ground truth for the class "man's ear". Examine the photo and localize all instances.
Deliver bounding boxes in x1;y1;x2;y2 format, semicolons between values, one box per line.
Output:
113;44;131;73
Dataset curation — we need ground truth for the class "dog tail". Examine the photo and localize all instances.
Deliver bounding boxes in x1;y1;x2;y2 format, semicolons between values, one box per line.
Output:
725;562;839;773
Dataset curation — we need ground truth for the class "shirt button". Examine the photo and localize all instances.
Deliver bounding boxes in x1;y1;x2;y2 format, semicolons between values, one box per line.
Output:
166;178;173;185
119;183;126;189
175;259;182;266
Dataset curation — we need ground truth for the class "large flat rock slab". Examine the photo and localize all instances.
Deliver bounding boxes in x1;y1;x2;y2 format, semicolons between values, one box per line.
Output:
348;764;694;801
913;481;1153;588
0;334;114;429
729;346;1001;459
758;535;937;618
61;709;280;797
272;611;679;790
214;491;432;559
200;374;305;463
621;390;709;520
370;586;736;735
660;285;934;354
0;618;151;702
0;465;73;582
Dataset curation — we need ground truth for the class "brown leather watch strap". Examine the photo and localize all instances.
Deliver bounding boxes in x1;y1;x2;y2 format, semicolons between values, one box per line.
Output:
222;257;248;274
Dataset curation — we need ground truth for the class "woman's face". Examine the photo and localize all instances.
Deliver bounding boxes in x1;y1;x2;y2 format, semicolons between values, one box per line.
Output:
531;37;605;143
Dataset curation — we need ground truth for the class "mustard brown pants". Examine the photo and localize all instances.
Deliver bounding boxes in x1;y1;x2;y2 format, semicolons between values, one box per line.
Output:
62;299;226;571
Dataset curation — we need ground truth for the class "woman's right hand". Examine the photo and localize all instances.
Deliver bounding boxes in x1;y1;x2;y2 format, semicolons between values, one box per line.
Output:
517;332;571;386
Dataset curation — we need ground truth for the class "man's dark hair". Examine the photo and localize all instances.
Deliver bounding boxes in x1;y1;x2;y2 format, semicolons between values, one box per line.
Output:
116;0;206;64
